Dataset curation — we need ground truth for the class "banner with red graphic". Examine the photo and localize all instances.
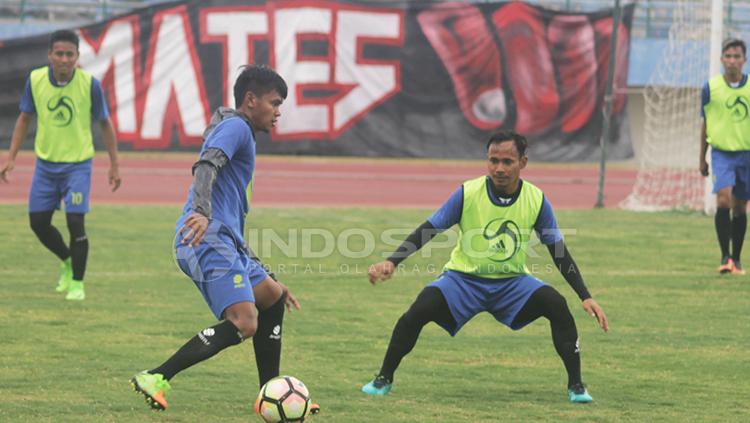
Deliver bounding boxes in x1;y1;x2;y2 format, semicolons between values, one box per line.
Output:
0;1;633;161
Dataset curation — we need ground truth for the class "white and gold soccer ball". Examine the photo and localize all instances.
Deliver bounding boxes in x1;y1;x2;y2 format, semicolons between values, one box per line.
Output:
254;376;311;422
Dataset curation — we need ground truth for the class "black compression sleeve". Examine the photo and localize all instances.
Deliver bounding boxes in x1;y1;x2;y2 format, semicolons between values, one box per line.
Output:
387;220;441;266
191;148;229;217
547;240;591;301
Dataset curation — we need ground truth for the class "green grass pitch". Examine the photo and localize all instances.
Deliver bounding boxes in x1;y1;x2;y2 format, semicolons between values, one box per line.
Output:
0;205;748;422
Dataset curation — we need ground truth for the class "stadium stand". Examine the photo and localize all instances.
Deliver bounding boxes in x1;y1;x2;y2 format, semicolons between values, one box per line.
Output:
0;0;167;40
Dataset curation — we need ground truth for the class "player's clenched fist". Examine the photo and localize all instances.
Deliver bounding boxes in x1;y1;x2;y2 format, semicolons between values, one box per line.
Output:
368;260;396;284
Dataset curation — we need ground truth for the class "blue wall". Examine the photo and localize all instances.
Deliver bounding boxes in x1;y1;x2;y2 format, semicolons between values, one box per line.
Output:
628;38;750;87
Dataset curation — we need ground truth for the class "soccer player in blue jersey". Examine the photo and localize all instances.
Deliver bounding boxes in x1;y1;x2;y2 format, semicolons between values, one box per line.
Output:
130;65;303;411
0;29;121;301
362;131;609;403
699;38;750;275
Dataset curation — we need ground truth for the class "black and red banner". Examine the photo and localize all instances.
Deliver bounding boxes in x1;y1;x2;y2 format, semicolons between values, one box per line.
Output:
0;0;633;161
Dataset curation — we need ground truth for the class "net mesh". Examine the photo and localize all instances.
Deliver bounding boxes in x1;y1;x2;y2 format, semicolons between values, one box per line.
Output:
620;0;712;211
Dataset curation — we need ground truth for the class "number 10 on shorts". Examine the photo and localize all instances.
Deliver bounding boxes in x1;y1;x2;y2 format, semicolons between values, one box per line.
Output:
70;192;83;205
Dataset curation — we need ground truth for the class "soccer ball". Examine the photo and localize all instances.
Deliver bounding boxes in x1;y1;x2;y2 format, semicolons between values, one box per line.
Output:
254;376;311;422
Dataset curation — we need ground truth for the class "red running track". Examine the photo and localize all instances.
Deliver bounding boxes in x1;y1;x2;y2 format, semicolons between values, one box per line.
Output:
0;153;636;209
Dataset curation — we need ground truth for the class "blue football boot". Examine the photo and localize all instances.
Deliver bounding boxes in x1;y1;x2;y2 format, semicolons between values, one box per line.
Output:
568;383;593;403
362;375;392;396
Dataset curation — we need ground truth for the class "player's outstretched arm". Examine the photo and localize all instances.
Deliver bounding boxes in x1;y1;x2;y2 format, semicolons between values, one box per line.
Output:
368;220;443;285
546;240;609;332
1;113;32;183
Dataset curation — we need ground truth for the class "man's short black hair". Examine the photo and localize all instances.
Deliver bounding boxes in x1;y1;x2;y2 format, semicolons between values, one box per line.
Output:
49;29;79;50
233;65;288;108
486;130;528;157
722;37;746;56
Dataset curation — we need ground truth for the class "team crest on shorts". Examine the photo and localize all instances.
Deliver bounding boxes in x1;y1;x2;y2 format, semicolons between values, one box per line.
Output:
233;273;244;288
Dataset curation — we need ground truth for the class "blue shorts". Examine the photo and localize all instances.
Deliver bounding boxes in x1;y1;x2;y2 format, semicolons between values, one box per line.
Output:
174;220;268;320
429;270;546;336
29;158;92;213
711;149;750;199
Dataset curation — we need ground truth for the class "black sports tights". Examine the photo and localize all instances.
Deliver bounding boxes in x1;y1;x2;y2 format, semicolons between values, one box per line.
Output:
512;286;582;387
378;285;582;387
29;211;88;281
378;287;455;382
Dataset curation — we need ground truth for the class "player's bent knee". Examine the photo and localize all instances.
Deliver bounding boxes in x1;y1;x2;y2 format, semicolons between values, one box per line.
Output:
29;213;51;234
718;199;733;209
226;315;257;339
549;301;575;326
239;321;258;339
717;191;733;208
532;286;572;321
396;312;417;329
66;213;86;238
547;290;568;310
404;303;429;323
224;302;258;339
29;220;45;234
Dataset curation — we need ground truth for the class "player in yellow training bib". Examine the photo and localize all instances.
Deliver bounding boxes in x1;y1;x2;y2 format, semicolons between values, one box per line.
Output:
700;38;750;275
362;131;609;403
0;30;121;301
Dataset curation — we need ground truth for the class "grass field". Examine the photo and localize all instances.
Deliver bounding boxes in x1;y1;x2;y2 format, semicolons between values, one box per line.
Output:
0;204;748;422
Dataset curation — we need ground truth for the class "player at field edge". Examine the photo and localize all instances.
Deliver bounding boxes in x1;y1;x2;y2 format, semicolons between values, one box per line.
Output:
0;29;121;301
362;131;609;403
699;38;750;275
130;65;313;413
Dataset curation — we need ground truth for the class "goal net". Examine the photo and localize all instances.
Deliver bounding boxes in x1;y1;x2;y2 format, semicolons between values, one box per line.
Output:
620;0;714;211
